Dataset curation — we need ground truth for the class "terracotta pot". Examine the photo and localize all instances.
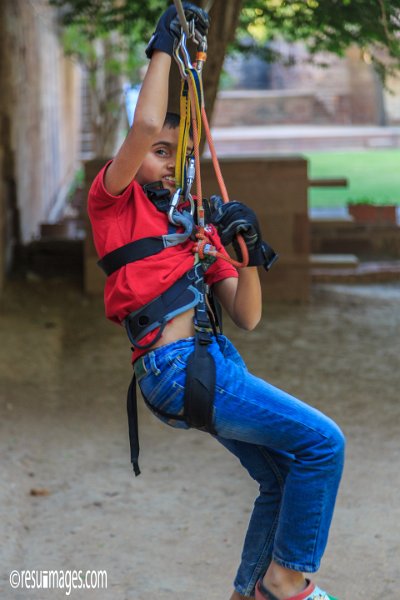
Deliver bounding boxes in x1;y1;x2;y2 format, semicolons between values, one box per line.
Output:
348;204;397;225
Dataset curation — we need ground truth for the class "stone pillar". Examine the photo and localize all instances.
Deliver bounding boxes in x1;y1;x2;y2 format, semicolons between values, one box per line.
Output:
201;156;310;302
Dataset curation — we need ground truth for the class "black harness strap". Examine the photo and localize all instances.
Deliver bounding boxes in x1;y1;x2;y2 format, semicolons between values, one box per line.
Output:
127;373;141;476
182;263;217;433
183;331;216;433
98;237;165;276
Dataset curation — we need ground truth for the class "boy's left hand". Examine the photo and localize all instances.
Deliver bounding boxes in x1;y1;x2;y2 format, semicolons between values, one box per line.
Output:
210;197;261;249
210;196;278;270
146;2;210;59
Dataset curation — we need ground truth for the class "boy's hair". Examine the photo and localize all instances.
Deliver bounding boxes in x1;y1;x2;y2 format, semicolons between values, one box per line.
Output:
163;112;181;129
163;111;193;139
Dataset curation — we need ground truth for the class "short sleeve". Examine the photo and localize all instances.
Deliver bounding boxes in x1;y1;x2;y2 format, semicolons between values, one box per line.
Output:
87;160;136;218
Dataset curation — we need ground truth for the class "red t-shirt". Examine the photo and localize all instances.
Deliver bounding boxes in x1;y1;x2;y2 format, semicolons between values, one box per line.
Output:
88;162;238;359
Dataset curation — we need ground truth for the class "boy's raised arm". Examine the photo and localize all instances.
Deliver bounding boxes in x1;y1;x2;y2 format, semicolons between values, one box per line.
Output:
104;51;171;197
103;3;209;197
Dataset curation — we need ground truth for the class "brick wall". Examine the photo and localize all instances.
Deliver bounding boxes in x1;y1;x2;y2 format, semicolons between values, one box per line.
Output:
216;44;387;127
212;90;333;127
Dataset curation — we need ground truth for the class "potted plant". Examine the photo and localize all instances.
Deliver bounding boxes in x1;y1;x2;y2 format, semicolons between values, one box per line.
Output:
347;197;398;225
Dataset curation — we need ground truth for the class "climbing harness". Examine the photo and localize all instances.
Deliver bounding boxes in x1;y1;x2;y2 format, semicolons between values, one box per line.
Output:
124;264;203;351
98;3;277;475
172;14;251;269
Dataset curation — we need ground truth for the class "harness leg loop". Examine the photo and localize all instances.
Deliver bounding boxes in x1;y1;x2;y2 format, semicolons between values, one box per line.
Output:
183;330;217;434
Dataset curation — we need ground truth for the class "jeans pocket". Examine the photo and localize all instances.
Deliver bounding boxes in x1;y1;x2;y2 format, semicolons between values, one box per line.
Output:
169;353;189;372
139;362;176;404
140;378;188;429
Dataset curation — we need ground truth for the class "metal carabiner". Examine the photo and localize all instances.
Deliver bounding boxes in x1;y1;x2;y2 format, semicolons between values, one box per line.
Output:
179;32;193;70
194;30;207;50
168;186;195;226
194;31;207;73
185;157;195;200
185;193;195;218
174;30;196;79
183;157;195;217
168;188;183;225
174;23;208;76
174;36;188;79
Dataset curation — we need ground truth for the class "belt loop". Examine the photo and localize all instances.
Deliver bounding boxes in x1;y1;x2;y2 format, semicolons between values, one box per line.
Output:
133;356;148;382
148;351;161;376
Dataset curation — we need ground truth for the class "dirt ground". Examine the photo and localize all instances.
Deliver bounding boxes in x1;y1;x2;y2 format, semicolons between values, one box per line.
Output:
1;276;399;600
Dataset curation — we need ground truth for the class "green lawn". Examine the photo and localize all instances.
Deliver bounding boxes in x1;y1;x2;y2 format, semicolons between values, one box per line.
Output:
304;149;400;208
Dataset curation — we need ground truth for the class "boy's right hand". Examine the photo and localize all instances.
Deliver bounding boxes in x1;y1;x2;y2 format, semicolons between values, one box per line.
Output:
146;2;210;59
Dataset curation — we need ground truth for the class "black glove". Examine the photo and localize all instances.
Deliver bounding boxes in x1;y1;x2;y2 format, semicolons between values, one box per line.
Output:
146;3;210;59
210;197;260;248
210;196;278;270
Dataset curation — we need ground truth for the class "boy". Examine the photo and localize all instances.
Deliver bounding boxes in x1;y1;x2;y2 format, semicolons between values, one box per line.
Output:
88;4;345;600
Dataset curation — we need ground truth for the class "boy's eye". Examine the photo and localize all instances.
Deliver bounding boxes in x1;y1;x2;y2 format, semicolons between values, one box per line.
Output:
155;148;168;157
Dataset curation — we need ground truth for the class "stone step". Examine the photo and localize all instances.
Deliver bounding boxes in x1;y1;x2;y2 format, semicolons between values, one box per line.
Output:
23;239;83;279
209;125;400;154
310;254;359;269
311;261;400;283
40;218;85;241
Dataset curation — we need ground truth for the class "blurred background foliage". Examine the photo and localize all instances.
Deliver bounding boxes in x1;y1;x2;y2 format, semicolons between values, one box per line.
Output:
49;0;400;153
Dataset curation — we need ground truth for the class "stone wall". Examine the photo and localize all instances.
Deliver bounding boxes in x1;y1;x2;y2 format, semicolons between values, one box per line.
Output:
0;0;82;292
311;219;400;259
217;44;388;127
213;90;333;127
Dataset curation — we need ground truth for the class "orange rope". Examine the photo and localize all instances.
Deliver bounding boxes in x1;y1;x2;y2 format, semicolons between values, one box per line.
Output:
186;74;249;268
201;105;229;203
201;96;249;267
201;105;249;266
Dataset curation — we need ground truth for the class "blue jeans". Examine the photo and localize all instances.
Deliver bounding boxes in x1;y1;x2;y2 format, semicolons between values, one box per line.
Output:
134;335;345;597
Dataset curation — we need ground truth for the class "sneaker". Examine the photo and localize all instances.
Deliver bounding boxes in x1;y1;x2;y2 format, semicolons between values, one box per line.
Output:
255;578;338;600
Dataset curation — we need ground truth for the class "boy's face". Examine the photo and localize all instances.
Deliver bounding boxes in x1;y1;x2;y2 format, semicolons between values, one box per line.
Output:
135;125;193;195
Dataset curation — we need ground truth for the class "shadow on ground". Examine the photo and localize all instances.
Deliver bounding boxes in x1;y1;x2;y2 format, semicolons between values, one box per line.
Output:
1;277;399;599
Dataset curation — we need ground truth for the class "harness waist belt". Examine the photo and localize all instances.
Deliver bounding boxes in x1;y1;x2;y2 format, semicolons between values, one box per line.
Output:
123;267;201;350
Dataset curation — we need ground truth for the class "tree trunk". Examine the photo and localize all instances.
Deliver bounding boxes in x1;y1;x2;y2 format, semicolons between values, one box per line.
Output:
168;0;243;142
90;36;126;157
202;0;243;121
